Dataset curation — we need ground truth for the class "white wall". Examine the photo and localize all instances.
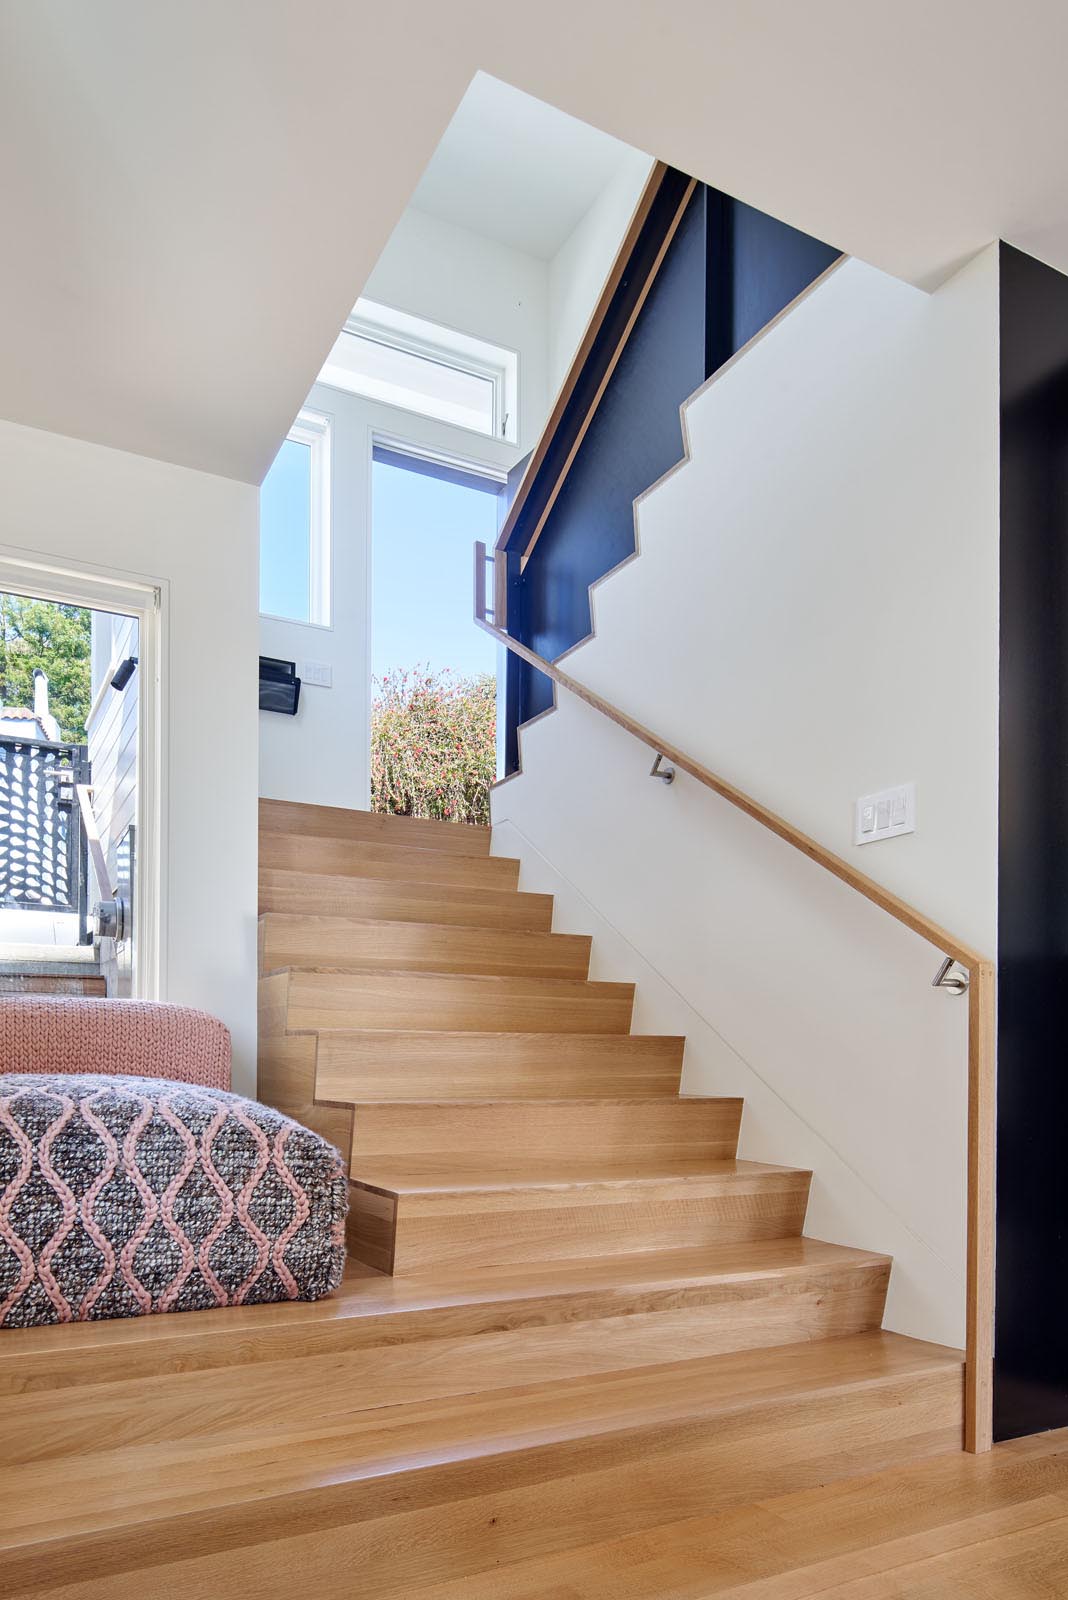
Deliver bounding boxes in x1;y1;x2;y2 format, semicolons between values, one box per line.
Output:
492;248;1000;1348
364;207;549;458
547;150;654;395
0;420;260;1093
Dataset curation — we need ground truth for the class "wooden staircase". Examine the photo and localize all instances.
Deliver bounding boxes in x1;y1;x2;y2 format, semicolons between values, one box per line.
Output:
0;799;964;1600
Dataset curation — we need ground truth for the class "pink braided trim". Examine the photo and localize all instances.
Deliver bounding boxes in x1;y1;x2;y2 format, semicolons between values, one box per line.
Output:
117;1095;157;1315
0;1096;36;1321
196;1102;234;1305
230;1104;271;1304
155;1095;200;1314
77;1090;119;1319
270;1125;310;1299
36;1093;77;1322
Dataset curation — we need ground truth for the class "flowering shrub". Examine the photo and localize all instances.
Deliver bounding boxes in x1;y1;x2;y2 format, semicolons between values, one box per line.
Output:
371;668;496;826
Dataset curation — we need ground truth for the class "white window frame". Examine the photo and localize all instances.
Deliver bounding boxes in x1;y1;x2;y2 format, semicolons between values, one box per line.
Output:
0;548;164;1005
319;298;519;444
260;406;332;629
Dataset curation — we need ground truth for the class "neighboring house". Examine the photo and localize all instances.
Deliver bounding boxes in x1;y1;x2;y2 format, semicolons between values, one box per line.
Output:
85;613;138;906
84;609;139;993
0;668;61;742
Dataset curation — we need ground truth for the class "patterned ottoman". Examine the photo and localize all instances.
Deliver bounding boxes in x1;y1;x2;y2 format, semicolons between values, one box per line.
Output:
0;1074;348;1326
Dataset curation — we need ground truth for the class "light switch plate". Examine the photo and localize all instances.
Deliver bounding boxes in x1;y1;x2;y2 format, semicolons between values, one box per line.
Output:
854;782;915;845
298;659;332;688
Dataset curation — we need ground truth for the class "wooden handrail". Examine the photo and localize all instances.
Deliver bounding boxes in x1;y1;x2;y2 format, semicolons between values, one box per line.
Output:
474;554;994;1455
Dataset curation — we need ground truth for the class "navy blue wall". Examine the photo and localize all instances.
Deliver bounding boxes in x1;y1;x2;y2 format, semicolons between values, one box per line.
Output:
706;194;840;373
995;242;1068;1442
515;186;708;724
504;182;839;755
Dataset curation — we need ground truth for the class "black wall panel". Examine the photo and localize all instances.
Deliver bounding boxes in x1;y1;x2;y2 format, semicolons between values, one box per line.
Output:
996;242;1068;1440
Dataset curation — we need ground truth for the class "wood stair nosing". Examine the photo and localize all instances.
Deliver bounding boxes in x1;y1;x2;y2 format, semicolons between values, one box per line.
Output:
259;831;520;892
258;867;555;933
1;1333;964;1599
259;799;491;856
282;969;637;1036
311;1029;687;1104
258;912;592;981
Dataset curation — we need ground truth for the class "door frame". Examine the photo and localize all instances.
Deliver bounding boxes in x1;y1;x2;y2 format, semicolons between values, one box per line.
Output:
0;544;166;1002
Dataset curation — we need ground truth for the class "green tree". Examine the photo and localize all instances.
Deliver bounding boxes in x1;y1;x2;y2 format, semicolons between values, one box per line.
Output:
0;594;92;743
371;668;496;826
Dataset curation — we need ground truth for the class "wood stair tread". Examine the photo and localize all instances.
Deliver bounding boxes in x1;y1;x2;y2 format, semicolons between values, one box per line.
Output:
348;1094;731;1106
2;1331;962;1562
351;1156;809;1194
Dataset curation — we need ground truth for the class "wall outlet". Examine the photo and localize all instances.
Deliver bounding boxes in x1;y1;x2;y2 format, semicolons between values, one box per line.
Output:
854;782;915;844
298;659;332;688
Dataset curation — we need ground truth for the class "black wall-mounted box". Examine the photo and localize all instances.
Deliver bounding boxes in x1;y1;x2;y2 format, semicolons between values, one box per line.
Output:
259;656;301;716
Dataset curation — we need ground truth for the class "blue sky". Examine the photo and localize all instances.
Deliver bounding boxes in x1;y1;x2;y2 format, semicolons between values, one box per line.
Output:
260;438;311;621
261;444;499;681
371;457;498;682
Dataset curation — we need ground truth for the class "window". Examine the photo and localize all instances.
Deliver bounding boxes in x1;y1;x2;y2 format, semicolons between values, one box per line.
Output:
318;299;518;443
259;409;331;625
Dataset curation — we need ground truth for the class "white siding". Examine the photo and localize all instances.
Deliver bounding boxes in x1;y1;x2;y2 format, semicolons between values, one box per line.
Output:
86;611;139;903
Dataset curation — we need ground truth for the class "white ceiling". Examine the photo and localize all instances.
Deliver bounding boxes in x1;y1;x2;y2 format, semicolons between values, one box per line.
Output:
2;1;1068;485
410;73;636;259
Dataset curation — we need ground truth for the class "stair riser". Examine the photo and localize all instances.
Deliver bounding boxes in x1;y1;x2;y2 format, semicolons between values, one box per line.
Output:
352;1172;812;1274
286;975;634;1035
350;1099;743;1166
259;801;491;856
315;1033;685;1102
260;833;519;891
258;870;554;933
0;1264;888;1398
11;1366;960;1598
259;916;591;981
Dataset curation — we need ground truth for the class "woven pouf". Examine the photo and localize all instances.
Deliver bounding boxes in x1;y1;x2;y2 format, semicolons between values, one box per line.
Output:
0;1073;348;1326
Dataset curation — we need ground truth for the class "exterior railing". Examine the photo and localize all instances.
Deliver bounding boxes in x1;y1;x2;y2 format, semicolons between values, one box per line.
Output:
0;735;91;936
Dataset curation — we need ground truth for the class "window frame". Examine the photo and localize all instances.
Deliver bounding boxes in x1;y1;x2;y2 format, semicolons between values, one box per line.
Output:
318;299;518;444
259;406;332;630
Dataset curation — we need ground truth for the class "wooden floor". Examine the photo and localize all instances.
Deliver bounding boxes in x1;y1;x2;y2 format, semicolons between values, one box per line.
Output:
409;1427;1068;1599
